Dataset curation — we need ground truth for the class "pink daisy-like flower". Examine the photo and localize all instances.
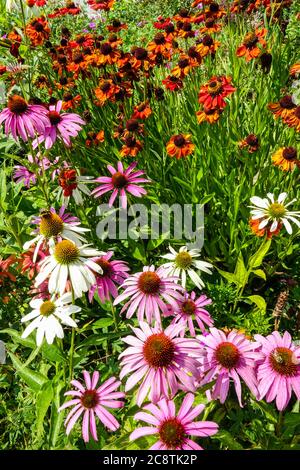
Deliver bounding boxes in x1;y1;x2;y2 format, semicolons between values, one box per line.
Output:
119;321;200;406
114;265;184;324
0;94;49;142
13;165;36;188
59;371;125;442
130;394;218;450
88;251;130;303
199;328;261;407
91;161;150;209
33;100;85;149
254;331;300;411
167;291;214;336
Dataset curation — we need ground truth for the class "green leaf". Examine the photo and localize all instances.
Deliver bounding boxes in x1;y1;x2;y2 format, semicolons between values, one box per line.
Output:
246;295;267;312
249;239;272;269
212;430;244;450
252;269;266;280
41;343;66;363
36;381;53;440
0;328;36;349
217;268;239;285
234;254;248;288
49;382;65;449
92;318;114;329
0;168;7;204
8;351;48;391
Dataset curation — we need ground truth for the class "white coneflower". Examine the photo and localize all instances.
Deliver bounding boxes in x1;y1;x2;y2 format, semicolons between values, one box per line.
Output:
23;207;89;261
249;192;300;235
160;245;213;289
21;293;80;346
35;240;104;298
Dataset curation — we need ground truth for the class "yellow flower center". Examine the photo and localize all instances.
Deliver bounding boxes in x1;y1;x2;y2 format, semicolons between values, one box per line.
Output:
268;203;286;219
175;251;192;270
40;300;56;316
54;240;80;265
39;211;64;238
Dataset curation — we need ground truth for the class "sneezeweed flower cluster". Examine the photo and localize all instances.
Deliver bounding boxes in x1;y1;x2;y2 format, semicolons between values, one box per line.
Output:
0;0;300;452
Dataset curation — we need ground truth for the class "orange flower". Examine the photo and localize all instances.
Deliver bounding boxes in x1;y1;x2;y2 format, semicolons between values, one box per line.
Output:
177;21;195;39
120;136;143;157
62;93;81;110
204;2;226;19
25;16;50;46
290;62;300;77
236;29;267;61
200;19;222;34
283;106;300;132
122;119;144;139
166;134;195;159
171;56;191;78
132;101;152;120
86;130;105;147
198;76;236;109
95;79;120;106
239;134;259;153
147;33;172;58
268;95;296;120
162;75;184;92
272;147;299;171
88;0;114;10
67;51;89;77
107;19;127;33
93;42;121;66
196;106;221;124
0;256;17;286
249;218;281;239
131;47;151;71
196;34;221;58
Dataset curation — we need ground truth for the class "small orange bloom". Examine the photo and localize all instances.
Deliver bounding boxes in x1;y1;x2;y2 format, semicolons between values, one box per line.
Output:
95;79;120;106
86;130;105;147
171;56;191;78
272;147;299;171
249;218;281;239
268;95;296;120
120;136;143;157
132;101;152;120
239;134;259;153
0;256;17;285
198;76;236;109
93;42;121;66
200;19;222;34
25;16;50;46
147;33;172;58
196;106;221;124
283;106;300;132
67;51;89;77
162;75;184;92
290;62;300;77
88;0;114;11
236;29;267;61
166;134;195;159
62;93;81;110
196;34;221;58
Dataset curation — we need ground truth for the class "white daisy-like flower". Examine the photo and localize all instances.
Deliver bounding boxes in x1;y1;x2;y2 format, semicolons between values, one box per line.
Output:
249;192;300;235
35;240;104;299
23;207;90;261
160;245;213;289
21;293;80;346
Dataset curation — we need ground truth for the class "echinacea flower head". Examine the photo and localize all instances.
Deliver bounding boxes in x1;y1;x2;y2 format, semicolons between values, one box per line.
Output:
23;206;90;261
35;240;104;299
21;292;79;346
199;328;261;406
119;321;201;406
59;371;125;442
249;192;300;235
58;168;93;206
130;394;218;450
272;147;299;172
113;265;184;323
13;165;36;188
168;291;213;336
0;95;49;142
161;245;213;290
33;100;85;149
88;251;130;303
254;331;300;411
92;161;149;209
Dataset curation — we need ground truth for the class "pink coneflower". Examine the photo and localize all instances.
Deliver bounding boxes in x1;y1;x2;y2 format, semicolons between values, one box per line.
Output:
119;321;200;406
130;394;218;450
13;153;58;188
13;165;36;188
92;161;150;209
254;331;300;411
0;95;49;141
88;251;130;303
167;291;214;336
199;328;261;406
33;100;85;149
113;265;184;324
59;371;125;442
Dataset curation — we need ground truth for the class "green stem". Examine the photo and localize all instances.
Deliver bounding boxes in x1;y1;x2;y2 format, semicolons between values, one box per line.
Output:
275;410;284;438
68;287;76;383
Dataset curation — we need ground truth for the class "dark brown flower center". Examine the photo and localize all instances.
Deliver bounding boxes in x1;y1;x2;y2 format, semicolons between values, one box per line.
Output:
124;136;137;147
270;347;299;377
279;95;295;109
8;95;28;114
133;47;148;60
101;42;113;55
208;79;222;94
178;58;189;69
202;35;214;46
138;271;161;294
111;171;128;188
182;22;192;32
283;146;297;160
126;118;139;131
154;33;166;45
159;418;185;449
48;110;62;125
245;134;258;146
188;46;198;58
181;299;196;316
244;32;258;47
81;390;99;409
215;342;240;369
173;134;186;147
205;19;215;27
143;333;175;367
112;19;121;27
165;23;175;33
210;3;220;12
73;52;84;64
100;81;112;93
34;22;44;32
295;107;300;118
